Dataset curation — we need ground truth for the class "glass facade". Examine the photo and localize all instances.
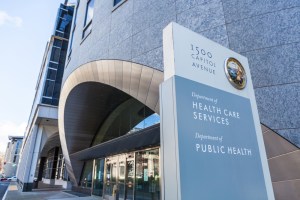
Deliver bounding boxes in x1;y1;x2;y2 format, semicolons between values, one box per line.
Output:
41;38;69;105
92;159;105;196
135;149;160;200
54;4;74;39
92;98;160;146
43;148;58;179
40;147;68;181
41;4;74;106
79;148;160;199
80;160;94;188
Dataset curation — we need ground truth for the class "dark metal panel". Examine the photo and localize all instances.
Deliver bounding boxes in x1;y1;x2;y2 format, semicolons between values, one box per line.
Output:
70;124;160;161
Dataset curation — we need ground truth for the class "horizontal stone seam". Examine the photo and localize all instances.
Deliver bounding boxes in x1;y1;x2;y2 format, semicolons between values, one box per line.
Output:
272;178;300;183
268;149;300;160
239;41;300;55
131;45;162;60
253;81;300;89
174;0;222;16
224;5;300;25
274;127;300;131
263;130;300;148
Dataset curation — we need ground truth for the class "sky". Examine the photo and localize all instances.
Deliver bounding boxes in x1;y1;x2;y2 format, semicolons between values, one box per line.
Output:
0;0;69;153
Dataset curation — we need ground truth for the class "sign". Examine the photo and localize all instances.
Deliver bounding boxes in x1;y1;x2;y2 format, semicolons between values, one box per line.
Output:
160;22;274;200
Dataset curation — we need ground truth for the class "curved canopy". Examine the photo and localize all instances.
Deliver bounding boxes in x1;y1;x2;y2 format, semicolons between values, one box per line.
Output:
58;60;163;185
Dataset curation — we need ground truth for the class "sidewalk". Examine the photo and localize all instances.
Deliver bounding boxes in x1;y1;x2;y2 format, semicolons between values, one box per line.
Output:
2;182;101;200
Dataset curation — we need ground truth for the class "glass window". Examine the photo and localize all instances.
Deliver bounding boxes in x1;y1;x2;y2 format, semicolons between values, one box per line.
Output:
68;28;75;56
50;47;61;63
82;0;94;39
53;39;62;48
54;5;74;39
82;24;92;39
49;62;59;69
102;149;160;200
68;0;80;56
42;148;58;179
41;97;52;104
53;82;61;99
43;80;55;97
55;154;64;179
114;0;123;6
135;149;160;200
92;98;159;146
80;160;94;188
56;67;64;81
104;156;118;198
92;159;105;196
84;0;94;26
130;113;160;134
55;31;64;38
47;69;57;80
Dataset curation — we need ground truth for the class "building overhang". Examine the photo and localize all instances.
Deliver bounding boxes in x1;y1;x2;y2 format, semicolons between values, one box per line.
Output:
58;60;163;185
70;124;160;161
35;104;58;126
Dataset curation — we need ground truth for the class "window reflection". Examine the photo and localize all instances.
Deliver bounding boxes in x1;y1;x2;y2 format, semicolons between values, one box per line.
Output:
128;113;160;134
92;159;104;196
92;98;160;146
82;0;94;38
100;148;160;199
135;149;160;200
114;0;123;6
84;0;94;26
79;160;93;188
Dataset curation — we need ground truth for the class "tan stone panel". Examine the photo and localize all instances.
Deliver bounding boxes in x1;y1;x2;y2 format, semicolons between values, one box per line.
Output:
115;60;123;90
88;62;98;81
130;63;142;98
122;61;132;94
273;180;300;200
96;61;104;83
263;129;298;159
137;67;154;104
108;60;116;87
268;150;300;182
261;124;269;133
102;60;110;84
146;70;163;111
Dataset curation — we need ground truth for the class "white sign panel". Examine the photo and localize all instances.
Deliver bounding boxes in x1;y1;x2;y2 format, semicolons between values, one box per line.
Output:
160;22;274;200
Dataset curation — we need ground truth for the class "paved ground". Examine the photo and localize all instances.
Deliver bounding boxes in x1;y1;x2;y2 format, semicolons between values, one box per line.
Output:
0;181;10;199
2;182;101;200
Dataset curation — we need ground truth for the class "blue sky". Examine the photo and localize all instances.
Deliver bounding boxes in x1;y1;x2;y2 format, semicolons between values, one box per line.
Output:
0;0;67;152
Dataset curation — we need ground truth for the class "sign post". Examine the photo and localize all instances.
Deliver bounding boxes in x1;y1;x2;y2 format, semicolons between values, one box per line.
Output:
160;22;274;200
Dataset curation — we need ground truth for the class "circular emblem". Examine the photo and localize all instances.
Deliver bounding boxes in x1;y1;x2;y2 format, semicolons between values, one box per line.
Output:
224;57;247;89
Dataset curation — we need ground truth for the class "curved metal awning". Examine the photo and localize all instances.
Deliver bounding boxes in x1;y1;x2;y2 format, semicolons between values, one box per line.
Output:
58;60;163;185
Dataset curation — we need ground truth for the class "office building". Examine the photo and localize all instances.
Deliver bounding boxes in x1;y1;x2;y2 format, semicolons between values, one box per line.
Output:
3;136;23;178
18;0;300;199
60;0;300;199
16;3;74;191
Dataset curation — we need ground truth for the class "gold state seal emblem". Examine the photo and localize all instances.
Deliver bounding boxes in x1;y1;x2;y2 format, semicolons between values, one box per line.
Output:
224;57;247;90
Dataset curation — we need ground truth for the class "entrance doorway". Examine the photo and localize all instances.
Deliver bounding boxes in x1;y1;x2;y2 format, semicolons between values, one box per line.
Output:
103;153;135;200
92;159;104;197
91;148;160;200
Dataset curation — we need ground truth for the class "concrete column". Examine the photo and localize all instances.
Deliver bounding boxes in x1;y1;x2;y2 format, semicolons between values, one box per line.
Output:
37;157;46;181
17;125;43;192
